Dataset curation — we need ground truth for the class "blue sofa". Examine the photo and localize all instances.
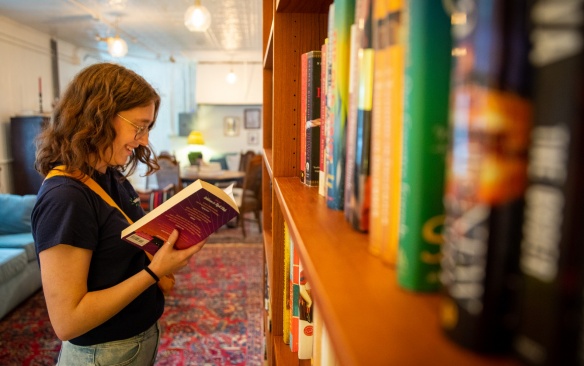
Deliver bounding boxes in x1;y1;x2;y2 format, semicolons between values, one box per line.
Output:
0;194;42;319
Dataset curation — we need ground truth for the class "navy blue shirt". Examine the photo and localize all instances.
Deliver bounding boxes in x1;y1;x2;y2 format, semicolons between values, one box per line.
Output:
32;167;164;346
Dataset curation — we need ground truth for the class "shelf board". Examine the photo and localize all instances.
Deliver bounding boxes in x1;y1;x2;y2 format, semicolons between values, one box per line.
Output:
263;148;274;180
273;177;520;366
276;0;332;13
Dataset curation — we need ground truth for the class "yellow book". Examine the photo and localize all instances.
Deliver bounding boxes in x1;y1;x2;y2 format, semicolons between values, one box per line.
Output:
369;0;405;266
383;0;405;265
283;221;291;344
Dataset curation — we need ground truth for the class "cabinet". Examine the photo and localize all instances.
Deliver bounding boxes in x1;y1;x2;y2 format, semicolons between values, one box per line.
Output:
10;115;48;195
261;1;519;365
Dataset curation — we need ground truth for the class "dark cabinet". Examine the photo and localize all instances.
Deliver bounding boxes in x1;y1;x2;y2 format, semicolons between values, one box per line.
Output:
10;115;48;195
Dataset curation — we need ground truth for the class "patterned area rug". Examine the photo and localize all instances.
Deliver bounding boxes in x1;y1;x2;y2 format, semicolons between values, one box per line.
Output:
0;239;264;365
157;243;264;365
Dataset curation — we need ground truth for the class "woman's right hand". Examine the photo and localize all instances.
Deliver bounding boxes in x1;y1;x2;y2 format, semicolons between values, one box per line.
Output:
147;229;207;277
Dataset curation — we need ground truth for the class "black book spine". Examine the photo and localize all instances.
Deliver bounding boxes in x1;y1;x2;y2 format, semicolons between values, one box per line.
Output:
513;1;584;365
305;51;322;187
440;0;532;353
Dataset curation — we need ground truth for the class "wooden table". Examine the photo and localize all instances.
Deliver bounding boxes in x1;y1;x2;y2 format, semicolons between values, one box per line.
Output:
181;168;245;187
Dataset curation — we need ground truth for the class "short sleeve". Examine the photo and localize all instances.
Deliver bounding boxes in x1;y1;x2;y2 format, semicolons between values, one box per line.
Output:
32;178;99;254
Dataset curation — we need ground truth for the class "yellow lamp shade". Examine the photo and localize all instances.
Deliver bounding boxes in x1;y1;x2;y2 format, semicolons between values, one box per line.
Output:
188;131;205;145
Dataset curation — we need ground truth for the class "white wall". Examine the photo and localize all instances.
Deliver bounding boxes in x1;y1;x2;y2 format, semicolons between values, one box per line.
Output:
0;16;85;193
0;15;263;194
196;62;262;105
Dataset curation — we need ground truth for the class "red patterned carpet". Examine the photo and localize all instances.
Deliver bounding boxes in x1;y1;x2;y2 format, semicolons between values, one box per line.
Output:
0;224;264;366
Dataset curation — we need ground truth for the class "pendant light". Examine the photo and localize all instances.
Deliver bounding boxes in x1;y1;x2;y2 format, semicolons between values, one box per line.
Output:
226;67;237;84
107;35;128;58
184;0;211;32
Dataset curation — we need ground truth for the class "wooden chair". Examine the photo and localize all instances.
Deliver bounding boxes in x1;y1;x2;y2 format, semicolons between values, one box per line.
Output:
238;150;257;172
234;150;257;190
154;153;182;193
138;152;182;212
233;154;262;237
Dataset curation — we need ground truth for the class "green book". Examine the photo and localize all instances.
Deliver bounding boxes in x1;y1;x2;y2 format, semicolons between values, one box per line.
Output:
326;0;356;210
396;0;451;291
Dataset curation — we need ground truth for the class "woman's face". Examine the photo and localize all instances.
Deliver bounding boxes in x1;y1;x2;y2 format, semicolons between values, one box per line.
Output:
96;102;155;172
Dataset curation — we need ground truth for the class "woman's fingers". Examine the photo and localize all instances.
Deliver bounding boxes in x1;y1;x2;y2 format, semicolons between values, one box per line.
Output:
166;229;179;247
183;238;207;256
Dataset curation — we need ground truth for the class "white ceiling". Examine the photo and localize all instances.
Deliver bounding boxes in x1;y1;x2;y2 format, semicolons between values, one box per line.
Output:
0;0;263;63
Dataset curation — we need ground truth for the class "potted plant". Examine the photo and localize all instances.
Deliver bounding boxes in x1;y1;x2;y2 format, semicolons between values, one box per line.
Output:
188;151;203;166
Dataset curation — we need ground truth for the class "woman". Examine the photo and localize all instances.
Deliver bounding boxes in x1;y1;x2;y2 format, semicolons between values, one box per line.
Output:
31;62;204;365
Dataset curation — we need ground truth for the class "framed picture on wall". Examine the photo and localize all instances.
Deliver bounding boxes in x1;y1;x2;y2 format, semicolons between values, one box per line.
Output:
244;108;261;129
178;112;197;136
247;131;259;145
224;117;240;136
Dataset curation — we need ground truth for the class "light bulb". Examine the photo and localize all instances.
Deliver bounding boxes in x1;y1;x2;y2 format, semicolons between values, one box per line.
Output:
226;70;237;84
184;1;211;32
107;36;128;58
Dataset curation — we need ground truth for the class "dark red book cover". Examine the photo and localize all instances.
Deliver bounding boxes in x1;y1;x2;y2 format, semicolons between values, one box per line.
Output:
122;180;239;255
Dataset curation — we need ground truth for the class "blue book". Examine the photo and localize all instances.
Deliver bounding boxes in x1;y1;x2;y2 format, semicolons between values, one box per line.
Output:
326;0;356;210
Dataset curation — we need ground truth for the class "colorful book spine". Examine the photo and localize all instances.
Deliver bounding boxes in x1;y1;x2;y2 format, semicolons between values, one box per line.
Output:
325;3;336;205
369;0;405;265
440;0;532;353
396;0;451;291
283;221;291;345
348;0;373;233
319;40;328;197
368;0;386;260
386;0;405;266
344;23;359;220
513;0;584;364
326;0;356;210
300;52;308;182
353;47;374;233
298;259;314;359
312;300;323;365
289;234;300;352
304;50;322;187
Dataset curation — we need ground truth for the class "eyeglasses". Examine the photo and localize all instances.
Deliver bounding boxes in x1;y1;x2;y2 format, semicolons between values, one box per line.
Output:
117;113;150;140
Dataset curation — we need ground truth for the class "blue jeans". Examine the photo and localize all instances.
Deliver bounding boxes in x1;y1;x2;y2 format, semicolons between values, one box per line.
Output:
57;321;160;366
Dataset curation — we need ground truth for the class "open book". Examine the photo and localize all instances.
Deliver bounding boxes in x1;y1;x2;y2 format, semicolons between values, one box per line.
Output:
122;179;240;255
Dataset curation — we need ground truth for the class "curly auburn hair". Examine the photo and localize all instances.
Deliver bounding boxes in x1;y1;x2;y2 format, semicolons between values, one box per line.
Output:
35;62;161;178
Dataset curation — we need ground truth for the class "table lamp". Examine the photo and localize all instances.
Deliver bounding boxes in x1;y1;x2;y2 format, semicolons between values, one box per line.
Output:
187;131;205;166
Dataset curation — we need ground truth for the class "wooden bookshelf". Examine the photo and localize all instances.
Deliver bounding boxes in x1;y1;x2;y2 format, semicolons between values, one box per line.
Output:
274;177;521;366
261;0;522;365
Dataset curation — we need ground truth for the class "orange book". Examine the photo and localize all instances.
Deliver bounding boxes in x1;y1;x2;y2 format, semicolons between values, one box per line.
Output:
368;0;390;261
